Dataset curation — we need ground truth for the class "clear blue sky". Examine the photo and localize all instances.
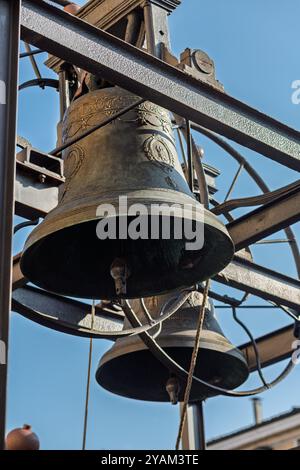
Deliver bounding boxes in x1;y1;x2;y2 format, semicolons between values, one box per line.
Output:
8;0;300;449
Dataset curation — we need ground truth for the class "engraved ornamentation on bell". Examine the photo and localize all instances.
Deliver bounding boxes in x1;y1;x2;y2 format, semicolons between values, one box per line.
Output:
21;87;234;299
96;291;249;402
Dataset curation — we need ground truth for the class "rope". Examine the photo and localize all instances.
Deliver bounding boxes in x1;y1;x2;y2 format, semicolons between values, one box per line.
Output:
175;279;210;450
82;300;95;450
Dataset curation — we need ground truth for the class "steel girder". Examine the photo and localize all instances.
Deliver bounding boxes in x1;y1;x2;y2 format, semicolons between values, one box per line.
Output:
20;0;300;171
240;324;295;372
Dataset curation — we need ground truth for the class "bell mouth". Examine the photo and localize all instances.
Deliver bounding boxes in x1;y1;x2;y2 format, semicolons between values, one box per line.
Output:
20;210;234;299
96;346;249;402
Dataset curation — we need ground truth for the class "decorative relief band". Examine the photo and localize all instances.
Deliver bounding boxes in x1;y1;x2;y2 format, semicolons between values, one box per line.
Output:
60;145;85;202
63;92;174;141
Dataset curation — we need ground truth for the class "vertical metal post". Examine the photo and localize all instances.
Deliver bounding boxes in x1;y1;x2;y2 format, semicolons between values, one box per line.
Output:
58;68;70;120
0;0;20;450
181;401;206;450
143;1;171;58
186;119;194;192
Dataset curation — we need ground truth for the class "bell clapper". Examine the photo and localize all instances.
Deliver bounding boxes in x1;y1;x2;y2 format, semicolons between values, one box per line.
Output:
110;258;130;296
166;375;180;405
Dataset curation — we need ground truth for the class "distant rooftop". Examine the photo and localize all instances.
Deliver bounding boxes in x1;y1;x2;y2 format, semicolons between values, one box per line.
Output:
208;407;300;446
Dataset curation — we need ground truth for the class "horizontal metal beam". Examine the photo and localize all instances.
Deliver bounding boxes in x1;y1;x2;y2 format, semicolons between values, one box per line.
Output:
12;285;123;338
21;0;300;170
240;324;294;371
227;182;300;251
216;256;300;310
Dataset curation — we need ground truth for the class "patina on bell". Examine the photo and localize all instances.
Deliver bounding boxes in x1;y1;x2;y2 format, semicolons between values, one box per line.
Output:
21;86;234;299
96;291;249;402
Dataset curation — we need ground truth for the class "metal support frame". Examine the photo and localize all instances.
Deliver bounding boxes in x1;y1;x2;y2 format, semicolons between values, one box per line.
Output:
20;0;300;171
0;0;20;450
181;402;206;450
227;183;300;251
217;256;300;311
12;286;124;339
240;324;295;372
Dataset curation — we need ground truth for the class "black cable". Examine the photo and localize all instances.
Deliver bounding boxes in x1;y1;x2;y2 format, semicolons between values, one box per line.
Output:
14;219;39;234
232;306;269;388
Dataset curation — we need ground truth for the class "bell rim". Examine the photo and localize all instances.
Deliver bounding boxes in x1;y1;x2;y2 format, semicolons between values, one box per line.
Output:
98;329;249;369
20;190;235;299
21;189;233;254
96;341;249;402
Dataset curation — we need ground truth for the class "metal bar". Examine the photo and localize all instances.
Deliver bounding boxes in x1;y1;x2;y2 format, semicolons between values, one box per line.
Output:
175;116;210;208
224;162;244;202
181;402;206;450
176;127;188;175
58;68;70;120
12;285;124;339
255;239;294;245
24;42;41;79
20;47;43;58
215;305;282;309
186;119;194;191
216;256;300;310
227;184;300;251
239;324;295;371
46;0;72;6
0;0;20;450
213;179;300;216
20;0;300;171
19;77;59;91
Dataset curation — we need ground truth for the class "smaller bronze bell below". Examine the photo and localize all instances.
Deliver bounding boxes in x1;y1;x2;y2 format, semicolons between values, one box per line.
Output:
96;292;249;402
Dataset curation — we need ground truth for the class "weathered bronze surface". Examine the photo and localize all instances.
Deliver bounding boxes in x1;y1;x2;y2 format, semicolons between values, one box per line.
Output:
21;86;234;299
96;291;249;402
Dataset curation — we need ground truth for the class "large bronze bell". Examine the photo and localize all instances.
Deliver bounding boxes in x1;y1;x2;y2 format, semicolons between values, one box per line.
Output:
21;86;234;299
96;291;249;402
